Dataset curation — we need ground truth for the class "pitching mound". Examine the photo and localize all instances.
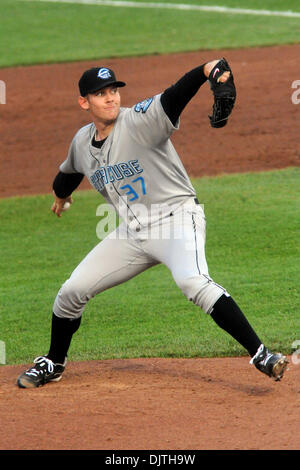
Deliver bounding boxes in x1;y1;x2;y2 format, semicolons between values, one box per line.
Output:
0;356;299;450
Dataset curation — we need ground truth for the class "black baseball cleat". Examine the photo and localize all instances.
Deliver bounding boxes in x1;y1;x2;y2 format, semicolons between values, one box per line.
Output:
17;356;67;389
250;344;288;381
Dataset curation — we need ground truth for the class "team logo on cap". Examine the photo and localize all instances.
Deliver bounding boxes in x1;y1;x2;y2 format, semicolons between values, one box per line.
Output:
98;68;112;80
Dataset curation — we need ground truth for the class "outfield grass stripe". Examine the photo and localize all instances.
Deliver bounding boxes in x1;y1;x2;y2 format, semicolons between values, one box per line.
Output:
2;0;299;67
20;0;300;18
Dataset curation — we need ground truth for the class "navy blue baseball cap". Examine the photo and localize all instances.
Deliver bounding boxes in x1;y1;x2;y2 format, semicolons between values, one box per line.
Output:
79;67;126;96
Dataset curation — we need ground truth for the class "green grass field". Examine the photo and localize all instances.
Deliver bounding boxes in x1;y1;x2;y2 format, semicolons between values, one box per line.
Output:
0;0;300;67
0;0;299;366
1;169;299;365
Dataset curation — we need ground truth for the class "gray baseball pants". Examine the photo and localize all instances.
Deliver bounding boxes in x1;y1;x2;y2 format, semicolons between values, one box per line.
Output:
53;201;228;319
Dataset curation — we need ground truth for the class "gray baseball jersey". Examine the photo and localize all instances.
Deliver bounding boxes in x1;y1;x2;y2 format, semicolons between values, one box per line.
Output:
54;90;228;320
60;94;197;226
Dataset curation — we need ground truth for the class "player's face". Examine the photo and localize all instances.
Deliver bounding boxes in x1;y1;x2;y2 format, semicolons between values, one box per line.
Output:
83;86;121;124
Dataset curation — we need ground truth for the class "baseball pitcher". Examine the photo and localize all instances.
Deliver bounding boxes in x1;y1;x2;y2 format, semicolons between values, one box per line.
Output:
17;59;288;388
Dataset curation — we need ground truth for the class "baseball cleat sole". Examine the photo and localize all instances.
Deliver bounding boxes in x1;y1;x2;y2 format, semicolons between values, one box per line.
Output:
17;373;63;389
272;356;289;381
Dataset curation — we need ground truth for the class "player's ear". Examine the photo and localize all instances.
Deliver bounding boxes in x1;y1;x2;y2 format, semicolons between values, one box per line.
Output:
78;96;89;111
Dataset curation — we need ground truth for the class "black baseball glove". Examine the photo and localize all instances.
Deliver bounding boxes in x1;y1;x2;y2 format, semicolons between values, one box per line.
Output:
208;58;236;128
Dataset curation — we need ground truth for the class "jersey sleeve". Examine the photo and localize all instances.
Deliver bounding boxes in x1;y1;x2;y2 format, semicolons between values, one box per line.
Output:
59;137;78;174
125;94;178;147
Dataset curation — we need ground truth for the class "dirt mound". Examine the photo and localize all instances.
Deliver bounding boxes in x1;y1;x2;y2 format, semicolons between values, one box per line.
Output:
1;356;298;450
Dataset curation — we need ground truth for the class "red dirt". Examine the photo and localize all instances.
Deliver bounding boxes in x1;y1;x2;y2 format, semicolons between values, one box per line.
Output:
0;357;299;451
0;45;299;451
1;44;299;198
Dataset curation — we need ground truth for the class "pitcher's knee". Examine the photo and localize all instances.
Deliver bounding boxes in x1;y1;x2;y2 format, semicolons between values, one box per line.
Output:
177;275;228;314
53;277;91;319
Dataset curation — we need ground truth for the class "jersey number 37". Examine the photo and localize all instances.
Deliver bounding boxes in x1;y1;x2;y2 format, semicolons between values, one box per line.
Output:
120;176;146;201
